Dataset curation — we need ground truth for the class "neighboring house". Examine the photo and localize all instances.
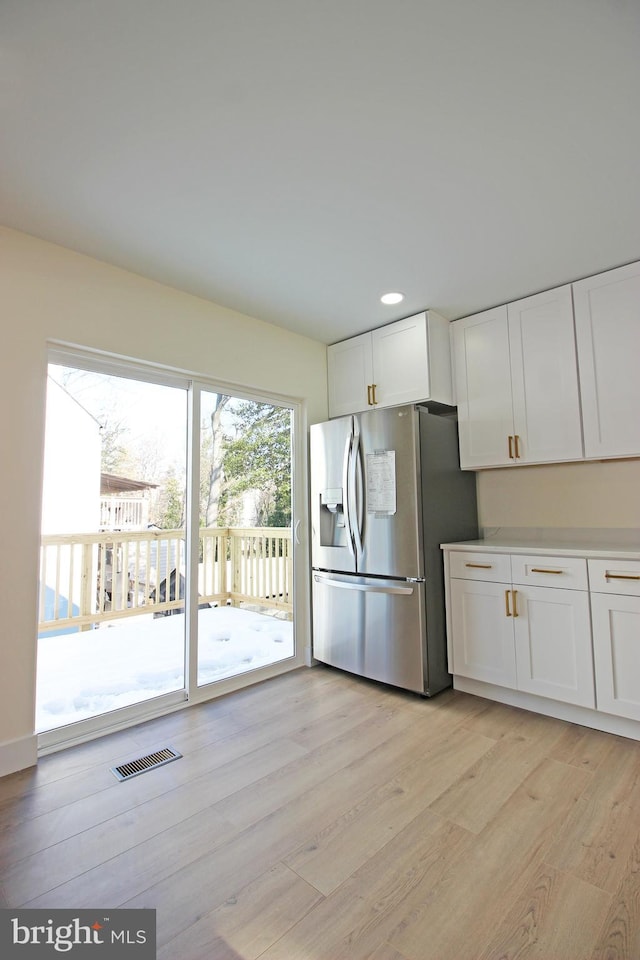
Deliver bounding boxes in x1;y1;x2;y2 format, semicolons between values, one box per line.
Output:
40;377;101;537
99;474;162;614
39;378;101;634
41;379;160;537
100;472;158;532
40;380;162;629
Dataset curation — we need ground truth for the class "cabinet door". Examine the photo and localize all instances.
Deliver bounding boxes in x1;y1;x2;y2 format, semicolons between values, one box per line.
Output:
451;306;515;468
371;312;431;409
573;261;640;458
508;285;583;464
513;586;594;707
327;332;373;418
591;592;640;721
450;578;516;687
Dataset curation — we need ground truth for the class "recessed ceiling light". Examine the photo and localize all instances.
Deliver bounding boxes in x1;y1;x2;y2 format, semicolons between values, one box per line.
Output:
380;292;404;305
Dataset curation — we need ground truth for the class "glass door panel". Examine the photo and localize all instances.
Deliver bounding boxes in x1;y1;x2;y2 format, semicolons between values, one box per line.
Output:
196;390;295;686
36;363;188;732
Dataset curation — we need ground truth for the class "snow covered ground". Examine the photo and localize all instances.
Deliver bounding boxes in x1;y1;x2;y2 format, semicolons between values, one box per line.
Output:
36;605;294;732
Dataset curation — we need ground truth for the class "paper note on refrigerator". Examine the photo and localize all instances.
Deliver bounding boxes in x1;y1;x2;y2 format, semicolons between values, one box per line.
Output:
366;450;396;514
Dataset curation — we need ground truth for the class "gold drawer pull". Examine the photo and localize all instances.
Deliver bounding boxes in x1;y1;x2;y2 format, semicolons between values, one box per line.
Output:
512;589;518;617
530;568;564;575
367;384;373;406
505;589;511;617
605;573;640;581
465;562;493;569
508;435;514;459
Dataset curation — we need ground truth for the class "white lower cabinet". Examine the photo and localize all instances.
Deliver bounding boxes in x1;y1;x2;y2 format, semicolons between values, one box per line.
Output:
450;578;516;687
589;558;640;721
448;551;594;709
591;593;640;721
513;585;593;707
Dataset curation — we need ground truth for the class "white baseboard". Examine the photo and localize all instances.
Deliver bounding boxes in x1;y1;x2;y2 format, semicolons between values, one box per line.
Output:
0;734;38;778
454;676;640;741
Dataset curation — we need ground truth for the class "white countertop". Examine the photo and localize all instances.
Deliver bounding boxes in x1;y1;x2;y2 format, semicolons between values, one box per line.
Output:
440;538;640;561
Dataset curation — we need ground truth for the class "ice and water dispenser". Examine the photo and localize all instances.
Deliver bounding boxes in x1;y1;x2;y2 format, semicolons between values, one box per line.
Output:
319;487;349;548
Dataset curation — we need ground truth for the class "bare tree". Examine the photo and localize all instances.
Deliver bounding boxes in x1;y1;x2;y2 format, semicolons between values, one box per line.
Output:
204;394;231;527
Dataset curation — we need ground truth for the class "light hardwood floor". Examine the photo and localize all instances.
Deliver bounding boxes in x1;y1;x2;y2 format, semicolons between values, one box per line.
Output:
1;664;640;959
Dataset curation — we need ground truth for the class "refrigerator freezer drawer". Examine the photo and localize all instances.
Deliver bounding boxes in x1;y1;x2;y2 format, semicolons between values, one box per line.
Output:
312;572;427;694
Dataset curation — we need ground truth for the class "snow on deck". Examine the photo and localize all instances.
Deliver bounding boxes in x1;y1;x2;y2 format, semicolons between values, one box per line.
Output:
36;605;294;732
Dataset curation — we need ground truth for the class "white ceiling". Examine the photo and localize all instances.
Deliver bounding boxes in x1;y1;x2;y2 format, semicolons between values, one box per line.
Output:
1;1;639;344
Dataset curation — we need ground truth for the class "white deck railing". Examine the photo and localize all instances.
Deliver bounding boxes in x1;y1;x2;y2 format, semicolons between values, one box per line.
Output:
99;496;150;530
38;527;293;632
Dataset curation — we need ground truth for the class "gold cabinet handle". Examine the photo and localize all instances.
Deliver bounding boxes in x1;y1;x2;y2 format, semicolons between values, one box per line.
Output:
530;568;564;575
512;589;518;617
508;435;522;459
367;384;373;405
605;573;640;581
371;383;378;405
505;589;512;617
465;563;493;569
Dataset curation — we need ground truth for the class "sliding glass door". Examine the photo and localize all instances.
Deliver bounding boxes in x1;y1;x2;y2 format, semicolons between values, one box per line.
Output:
37;352;298;748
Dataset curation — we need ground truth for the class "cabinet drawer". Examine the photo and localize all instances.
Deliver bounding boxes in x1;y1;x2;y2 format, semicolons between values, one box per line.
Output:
510;555;588;590
449;552;511;582
588;559;640;596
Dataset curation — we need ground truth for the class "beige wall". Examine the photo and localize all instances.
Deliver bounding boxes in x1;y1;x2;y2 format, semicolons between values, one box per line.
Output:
477;458;640;530
0;227;328;771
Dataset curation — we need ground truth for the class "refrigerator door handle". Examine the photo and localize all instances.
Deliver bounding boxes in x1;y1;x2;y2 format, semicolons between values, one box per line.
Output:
353;429;364;560
348;425;364;562
342;430;356;560
313;574;414;596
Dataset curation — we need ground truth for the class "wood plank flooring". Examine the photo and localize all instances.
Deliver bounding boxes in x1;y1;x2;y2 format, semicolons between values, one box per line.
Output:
1;664;640;959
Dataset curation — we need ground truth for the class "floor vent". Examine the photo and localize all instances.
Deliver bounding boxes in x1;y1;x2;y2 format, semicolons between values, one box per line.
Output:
110;747;182;782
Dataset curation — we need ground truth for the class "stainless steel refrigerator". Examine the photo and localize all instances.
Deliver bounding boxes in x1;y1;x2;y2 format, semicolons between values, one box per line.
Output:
310;404;477;695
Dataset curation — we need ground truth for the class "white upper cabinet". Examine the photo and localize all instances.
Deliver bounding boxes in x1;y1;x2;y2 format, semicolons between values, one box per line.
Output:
330;259;640;459
573;261;640;459
508;285;583;464
451;306;514;468
327;311;452;418
452;285;583;469
326;332;373;419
